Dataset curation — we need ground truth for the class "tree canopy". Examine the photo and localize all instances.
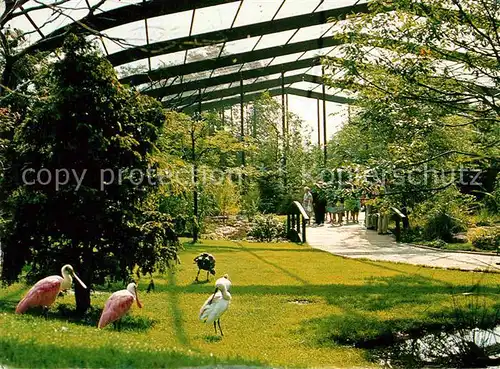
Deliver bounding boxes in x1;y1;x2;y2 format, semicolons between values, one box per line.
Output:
0;35;178;312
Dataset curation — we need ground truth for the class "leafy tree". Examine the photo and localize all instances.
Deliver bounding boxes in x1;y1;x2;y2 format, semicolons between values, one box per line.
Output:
0;35;178;313
211;176;241;218
159;111;244;241
322;0;499;224
250;92;311;213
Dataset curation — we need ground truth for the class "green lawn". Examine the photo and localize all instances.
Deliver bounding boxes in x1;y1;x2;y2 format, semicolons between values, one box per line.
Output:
1;239;499;368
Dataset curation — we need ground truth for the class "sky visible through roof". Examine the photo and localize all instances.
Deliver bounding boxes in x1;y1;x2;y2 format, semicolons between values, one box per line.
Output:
5;0;365;142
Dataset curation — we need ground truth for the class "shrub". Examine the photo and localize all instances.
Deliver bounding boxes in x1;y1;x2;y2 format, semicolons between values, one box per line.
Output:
241;183;261;221
467;227;500;251
472;208;496;227
413;187;474;242
400;227;423;243
212;177;240;217
424;239;447;249
248;214;286;242
484;174;500;214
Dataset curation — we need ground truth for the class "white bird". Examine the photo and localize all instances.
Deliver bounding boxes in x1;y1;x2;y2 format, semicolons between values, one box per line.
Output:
199;274;231;336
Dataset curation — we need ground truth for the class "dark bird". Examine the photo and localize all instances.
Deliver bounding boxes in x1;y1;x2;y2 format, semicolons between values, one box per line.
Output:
194;252;216;282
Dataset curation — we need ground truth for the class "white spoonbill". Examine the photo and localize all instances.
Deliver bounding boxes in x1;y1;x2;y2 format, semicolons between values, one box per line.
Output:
15;264;87;315
98;282;143;329
199;274;231;336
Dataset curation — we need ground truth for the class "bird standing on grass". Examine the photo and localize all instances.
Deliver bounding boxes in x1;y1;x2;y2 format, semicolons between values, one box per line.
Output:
199;274;231;336
194;252;216;282
15;264;87;316
98;282;143;330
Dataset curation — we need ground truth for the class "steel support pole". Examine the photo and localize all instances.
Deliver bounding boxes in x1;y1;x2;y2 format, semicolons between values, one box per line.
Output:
240;76;245;167
322;66;327;166
192;88;202;243
198;88;202;117
281;71;287;187
317;99;321;147
252;104;257;138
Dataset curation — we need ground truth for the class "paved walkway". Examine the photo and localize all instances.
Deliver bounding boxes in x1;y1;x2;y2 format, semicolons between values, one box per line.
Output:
307;214;500;272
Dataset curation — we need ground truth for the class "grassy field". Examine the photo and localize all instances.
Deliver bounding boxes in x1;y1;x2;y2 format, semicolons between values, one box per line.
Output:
1;239;500;368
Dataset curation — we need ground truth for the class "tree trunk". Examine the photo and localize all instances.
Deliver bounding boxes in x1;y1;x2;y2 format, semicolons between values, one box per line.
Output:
75;278;91;314
74;249;93;314
191;124;199;244
192;163;199;243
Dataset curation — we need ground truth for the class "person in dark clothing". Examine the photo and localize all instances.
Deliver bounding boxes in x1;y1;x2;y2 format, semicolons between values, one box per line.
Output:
312;183;327;225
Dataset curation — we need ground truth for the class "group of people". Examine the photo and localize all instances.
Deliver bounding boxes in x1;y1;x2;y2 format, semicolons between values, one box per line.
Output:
302;185;361;227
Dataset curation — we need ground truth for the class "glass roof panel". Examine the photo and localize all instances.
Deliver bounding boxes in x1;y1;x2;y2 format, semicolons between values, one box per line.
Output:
232;0;283;27
253;29;297;50
298;45;335;60
290;23;332;43
256;72;283;82
221;36;261;56
186;44;224;63
325;87;352;97
94;0;143;13
315;0;368;12
243;77;258;84
15;6;56;38
12;0;90;37
287;67;311;76
101;19;146;54
275;0;322;19
211;81;240;92
269;52;306;65
161;95;176;102
203;86;220;94
209;82;234;92
191;2;242;35
289;81;320;90
4;18;39;47
38;0;90;34
116;59;149;78
147;10;193;43
212;64;245;77
150;50;186;69
177;90;198;99
308;65;324;76
136;79;171;92
239;58;274;71
182;70;213;83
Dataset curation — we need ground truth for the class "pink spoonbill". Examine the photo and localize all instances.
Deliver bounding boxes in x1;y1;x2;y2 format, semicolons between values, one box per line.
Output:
98;282;143;330
15;264;87;316
199;274;232;336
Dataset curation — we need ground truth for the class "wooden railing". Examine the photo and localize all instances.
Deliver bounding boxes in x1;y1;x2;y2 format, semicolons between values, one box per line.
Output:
286;201;310;243
365;205;408;241
390;207;409;242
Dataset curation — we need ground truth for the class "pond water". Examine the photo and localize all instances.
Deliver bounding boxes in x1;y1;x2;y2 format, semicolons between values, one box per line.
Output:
377;326;500;368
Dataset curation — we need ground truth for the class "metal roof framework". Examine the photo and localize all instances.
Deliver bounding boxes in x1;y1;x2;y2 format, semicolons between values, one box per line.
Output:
4;0;367;111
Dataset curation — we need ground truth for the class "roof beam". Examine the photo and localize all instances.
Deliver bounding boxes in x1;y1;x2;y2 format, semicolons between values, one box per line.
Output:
23;0;240;54
165;73;343;108
121;36;343;86
180;88;284;112
144;56;321;98
165;73;307;108
107;3;368;67
180;86;353;112
286;87;354;104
